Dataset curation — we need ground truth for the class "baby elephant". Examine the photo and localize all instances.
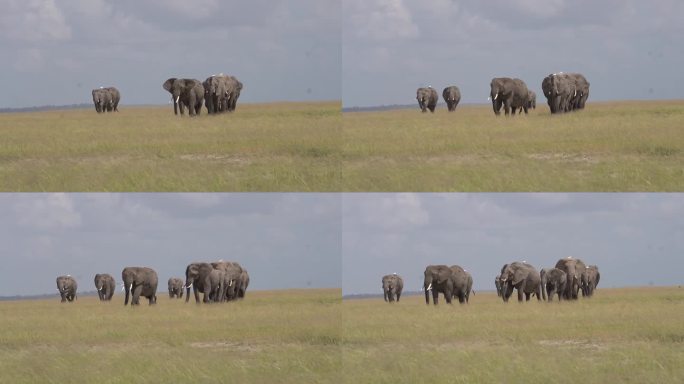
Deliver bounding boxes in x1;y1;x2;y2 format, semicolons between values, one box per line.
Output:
94;273;115;301
540;268;567;302
382;273;404;303
168;277;184;299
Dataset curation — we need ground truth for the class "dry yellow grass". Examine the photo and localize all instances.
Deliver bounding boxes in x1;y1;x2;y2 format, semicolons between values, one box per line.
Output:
0;102;341;191
343;100;684;191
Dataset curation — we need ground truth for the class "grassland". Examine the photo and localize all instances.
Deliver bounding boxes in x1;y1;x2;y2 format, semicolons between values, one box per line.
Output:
0;102;341;191
343;100;684;191
0;289;341;383
342;287;684;383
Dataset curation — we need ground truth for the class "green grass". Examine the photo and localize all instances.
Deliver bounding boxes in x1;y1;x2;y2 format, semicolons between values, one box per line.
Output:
0;102;341;191
342;100;684;191
342;287;684;383
0;289;341;383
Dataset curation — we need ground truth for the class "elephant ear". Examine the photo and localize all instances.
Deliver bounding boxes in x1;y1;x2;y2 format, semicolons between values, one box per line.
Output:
163;78;176;92
512;268;526;286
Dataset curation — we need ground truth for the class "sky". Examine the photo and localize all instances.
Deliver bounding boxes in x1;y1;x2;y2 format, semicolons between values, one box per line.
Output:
343;0;684;107
342;193;684;295
0;193;341;296
0;0;340;108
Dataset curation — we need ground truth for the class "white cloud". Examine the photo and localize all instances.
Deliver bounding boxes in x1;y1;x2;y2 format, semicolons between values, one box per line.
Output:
352;193;429;231
0;0;71;42
345;0;418;41
15;194;81;230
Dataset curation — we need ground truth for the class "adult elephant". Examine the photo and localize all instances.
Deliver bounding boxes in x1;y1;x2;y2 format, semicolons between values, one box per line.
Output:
237;269;249;299
56;275;77;303
121;267;158;306
543;73;589;114
490;77;529;116
92;88;116;113
449;265;471;304
168;277;184;299
382;273;403;303
442;86;461;112
211;261;243;301
162;78;204;116
499;262;541;302
424;265;454;305
105;87;120;112
204;74;243;114
568;73;590;110
94;273;115;301
416;87;438;113
495;274;503;297
554;257;587;300
185;262;224;303
540;268;566;302
584;265;600;297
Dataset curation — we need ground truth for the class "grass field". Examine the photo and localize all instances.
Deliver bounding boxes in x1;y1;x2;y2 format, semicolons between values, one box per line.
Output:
0;102;341;191
0;289;341;383
343;100;684;191
342;287;684;383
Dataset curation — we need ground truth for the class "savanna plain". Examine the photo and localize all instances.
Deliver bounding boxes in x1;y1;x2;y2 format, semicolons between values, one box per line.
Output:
0;102;340;191
342;287;684;383
0;289;341;383
343;100;684;191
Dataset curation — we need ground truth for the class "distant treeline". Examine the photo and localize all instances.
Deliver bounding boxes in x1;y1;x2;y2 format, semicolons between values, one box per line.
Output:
0;104;92;113
0;291;100;301
342;102;485;113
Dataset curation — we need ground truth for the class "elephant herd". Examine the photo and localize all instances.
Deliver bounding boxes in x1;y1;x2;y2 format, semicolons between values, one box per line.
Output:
416;72;589;116
495;257;600;302
382;256;599;305
55;260;249;305
90;73;243;116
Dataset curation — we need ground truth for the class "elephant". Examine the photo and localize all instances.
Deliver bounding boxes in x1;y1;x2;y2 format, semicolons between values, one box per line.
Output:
168;277;184;299
94;273;115;301
518;90;536;114
540;268;566;302
499;262;541;302
210;261;243;301
56;275;77;303
495;274;503;297
554;257;587;300
92;87;120;113
584;265;600;297
203;74;243;114
162;78;204;116
121;267;158;306
464;269;474;303
490;77;530;116
237;269;249;299
416;87;438;113
185;262;224;303
542;73;590;114
382;273;403;303
424;265;454;305
442;86;461;112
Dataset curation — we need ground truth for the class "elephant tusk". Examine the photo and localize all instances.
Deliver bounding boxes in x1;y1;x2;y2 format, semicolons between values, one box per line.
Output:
129;284;133;292
228;280;233;287
494;93;498;100
426;283;432;291
175;96;180;104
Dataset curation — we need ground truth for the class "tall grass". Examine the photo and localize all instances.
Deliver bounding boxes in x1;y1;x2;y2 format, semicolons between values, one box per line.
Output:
0;289;341;383
343;101;684;191
0;102;341;191
342;287;684;383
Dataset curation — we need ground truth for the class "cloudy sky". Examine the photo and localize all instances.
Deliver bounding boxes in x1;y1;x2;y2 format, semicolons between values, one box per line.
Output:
0;194;341;296
0;0;340;108
343;193;684;295
343;0;684;107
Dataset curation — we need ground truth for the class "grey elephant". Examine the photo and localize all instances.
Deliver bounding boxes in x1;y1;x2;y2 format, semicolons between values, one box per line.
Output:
94;273;115;301
490;77;530;116
92;87;120;113
185;262;224;303
540;268;566;302
203;74;243;114
382;273;403;303
495;274;503;297
499;262;541;302
517;90;536;114
424;265;454;305
542;73;590;114
56;275;77;303
168;277;184;299
442;86;461;112
163;78;204;116
237;269;250;299
122;267;158;306
416;87;438;113
449;265;472;304
554;257;587;300
210;261;243;301
584;265;600;297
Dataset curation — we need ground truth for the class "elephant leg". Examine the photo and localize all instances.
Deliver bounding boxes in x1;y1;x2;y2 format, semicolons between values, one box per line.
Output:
132;284;142;305
396;292;401;302
517;287;524;302
384;290;388;302
425;290;430;305
432;290;439;305
124;287;130;306
193;285;200;303
188;95;196;116
504;100;511;116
